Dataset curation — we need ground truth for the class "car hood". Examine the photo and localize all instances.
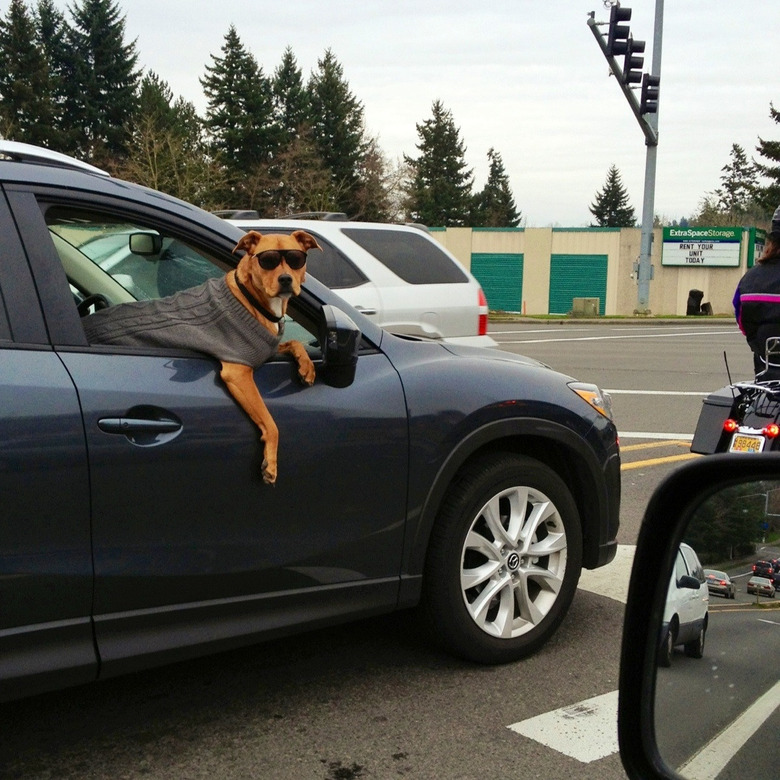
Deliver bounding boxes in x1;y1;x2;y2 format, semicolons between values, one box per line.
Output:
441;342;553;371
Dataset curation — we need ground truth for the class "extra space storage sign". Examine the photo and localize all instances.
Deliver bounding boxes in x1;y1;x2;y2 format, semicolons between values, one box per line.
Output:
661;227;742;267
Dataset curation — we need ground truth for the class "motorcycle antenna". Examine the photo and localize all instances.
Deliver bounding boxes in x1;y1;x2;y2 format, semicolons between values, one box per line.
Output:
724;350;735;393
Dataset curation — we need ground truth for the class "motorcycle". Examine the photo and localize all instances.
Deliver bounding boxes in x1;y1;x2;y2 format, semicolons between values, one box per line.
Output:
692;337;780;455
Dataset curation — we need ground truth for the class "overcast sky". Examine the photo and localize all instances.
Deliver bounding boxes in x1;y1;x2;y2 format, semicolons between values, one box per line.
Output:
27;0;780;226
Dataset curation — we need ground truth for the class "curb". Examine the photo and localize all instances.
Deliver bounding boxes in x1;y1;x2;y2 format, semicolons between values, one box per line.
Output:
489;316;737;326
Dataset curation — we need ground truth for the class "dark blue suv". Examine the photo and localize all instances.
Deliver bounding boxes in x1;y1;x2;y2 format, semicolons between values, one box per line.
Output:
0;141;620;701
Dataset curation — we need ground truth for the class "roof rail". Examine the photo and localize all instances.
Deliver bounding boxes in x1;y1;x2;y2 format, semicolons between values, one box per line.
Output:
283;211;349;221
0;140;109;176
212;209;261;219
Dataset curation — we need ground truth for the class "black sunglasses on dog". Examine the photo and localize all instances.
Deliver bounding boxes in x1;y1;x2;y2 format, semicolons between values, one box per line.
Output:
253;249;307;271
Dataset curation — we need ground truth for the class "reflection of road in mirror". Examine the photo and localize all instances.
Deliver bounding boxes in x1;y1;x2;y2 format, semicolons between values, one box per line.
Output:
654;481;780;780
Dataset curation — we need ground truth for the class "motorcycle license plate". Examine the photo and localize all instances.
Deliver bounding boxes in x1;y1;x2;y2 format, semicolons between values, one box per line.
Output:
728;433;765;453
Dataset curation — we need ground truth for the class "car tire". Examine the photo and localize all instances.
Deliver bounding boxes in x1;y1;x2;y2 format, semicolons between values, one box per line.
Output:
658;623;675;667
420;452;582;664
684;624;706;659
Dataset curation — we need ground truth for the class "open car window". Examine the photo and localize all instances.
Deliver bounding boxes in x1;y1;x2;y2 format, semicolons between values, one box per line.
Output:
46;207;226;301
45;206;323;356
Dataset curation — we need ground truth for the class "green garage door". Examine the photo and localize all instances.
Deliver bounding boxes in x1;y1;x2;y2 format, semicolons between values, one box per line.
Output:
470;253;524;312
549;254;607;315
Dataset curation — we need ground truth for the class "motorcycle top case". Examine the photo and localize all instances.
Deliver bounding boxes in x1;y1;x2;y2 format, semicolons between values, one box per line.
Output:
691;386;735;454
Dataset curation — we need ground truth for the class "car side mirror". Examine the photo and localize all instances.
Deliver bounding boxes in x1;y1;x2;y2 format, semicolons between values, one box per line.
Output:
129;232;162;256
619;453;780;780
319;304;361;388
677;574;700;590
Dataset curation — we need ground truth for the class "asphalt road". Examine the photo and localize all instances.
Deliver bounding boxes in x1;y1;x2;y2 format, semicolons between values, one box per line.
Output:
656;607;780;778
491;319;756;541
2;320;776;780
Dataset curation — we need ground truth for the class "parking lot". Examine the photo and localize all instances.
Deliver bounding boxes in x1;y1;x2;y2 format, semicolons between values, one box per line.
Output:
1;319;775;780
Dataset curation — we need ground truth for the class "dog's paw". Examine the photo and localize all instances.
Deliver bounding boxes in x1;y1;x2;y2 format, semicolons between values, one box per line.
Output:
261;459;277;486
298;364;316;386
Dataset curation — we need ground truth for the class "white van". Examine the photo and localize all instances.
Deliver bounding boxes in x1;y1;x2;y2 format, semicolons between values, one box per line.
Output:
658;542;709;666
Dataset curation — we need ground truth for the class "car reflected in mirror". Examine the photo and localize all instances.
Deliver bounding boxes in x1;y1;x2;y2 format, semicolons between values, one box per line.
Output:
618;455;780;780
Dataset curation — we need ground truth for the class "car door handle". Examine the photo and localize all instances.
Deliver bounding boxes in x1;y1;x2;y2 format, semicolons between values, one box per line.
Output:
355;306;377;316
98;417;182;434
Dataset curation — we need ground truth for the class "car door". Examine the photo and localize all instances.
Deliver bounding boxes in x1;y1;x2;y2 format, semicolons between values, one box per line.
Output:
11;192;409;674
0;191;96;697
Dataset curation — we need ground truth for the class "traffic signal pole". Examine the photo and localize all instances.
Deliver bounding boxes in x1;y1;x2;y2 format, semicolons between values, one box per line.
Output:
637;0;664;310
587;0;664;312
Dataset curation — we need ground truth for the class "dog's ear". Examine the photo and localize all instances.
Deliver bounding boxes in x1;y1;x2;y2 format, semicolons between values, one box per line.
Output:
233;230;263;256
291;230;323;253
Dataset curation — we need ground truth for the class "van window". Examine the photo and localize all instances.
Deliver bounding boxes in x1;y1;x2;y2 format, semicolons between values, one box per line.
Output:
343;228;469;285
680;546;704;582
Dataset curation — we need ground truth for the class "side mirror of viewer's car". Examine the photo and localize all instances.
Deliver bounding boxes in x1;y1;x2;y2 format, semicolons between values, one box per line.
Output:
320;304;361;388
618;454;780;780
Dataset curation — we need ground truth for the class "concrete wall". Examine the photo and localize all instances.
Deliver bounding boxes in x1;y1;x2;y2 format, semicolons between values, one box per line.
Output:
431;226;752;316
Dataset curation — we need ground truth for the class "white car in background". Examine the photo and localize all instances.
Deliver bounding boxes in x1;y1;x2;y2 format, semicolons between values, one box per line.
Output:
658;542;709;666
226;214;496;348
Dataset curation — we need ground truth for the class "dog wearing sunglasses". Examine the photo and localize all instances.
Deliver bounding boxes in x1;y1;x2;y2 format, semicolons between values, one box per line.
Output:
83;229;321;485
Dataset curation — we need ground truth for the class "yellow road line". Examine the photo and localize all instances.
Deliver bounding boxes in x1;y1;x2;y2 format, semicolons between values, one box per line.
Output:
621;452;701;470
620;440;692;452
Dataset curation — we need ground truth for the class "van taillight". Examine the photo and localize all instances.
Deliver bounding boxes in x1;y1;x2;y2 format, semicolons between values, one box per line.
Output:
478;288;488;336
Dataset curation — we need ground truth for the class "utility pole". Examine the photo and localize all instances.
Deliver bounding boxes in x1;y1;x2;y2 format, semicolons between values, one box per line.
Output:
588;1;663;313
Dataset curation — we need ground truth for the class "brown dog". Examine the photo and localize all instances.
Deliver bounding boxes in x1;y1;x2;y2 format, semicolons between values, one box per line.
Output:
223;229;321;484
83;229;322;485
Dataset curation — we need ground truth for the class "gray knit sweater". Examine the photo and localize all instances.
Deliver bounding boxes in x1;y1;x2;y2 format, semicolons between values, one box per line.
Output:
82;276;282;367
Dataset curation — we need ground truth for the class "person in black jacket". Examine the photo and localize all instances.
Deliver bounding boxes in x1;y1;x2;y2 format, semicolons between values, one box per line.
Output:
733;228;780;377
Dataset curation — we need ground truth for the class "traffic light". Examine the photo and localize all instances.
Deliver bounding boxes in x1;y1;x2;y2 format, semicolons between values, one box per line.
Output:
623;37;645;84
606;4;632;56
640;73;660;113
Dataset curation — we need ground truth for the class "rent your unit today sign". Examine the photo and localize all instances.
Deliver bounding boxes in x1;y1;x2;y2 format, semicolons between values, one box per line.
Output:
661;227;741;267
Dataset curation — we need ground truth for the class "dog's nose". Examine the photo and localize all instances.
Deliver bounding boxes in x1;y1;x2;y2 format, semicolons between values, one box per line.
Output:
278;274;293;289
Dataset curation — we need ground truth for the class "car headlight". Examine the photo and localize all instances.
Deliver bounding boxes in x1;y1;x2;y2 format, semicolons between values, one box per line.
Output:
569;382;614;420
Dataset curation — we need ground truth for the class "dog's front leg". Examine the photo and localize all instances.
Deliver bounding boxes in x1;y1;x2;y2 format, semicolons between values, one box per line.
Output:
279;340;316;386
220;362;278;485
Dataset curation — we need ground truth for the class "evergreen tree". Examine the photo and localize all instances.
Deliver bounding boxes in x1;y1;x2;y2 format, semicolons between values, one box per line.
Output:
755;102;780;211
33;0;71;150
0;0;55;145
352;136;393;222
472;148;521;227
404;100;473;226
63;0;140;164
589;165;636;227
200;25;277;205
691;143;768;228
716;144;758;215
137;71;177;128
272;47;309;145
306;49;367;215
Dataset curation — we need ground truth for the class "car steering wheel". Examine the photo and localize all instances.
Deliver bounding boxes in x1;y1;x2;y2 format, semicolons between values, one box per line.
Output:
77;293;111;317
